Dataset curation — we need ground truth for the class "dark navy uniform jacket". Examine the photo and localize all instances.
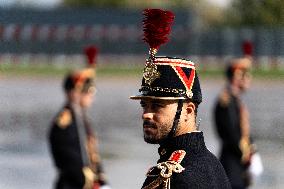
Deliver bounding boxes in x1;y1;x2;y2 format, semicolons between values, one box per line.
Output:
214;91;249;189
49;104;106;189
49;104;85;189
142;132;231;189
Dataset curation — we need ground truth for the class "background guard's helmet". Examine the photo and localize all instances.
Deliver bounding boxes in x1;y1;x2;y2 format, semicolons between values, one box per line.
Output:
226;57;252;81
63;70;95;93
63;45;98;93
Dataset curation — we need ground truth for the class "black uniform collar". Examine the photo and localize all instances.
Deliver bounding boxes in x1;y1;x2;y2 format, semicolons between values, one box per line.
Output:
158;132;206;159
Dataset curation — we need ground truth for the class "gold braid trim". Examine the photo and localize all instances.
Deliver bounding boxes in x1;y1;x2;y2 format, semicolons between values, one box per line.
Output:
142;161;185;189
142;177;164;189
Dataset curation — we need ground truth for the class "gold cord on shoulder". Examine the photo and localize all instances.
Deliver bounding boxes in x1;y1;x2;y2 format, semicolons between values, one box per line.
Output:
142;161;185;189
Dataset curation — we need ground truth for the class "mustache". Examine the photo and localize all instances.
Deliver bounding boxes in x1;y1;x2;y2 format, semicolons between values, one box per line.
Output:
143;120;157;128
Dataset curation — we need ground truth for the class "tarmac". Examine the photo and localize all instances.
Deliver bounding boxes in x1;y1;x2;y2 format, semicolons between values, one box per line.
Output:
0;75;283;189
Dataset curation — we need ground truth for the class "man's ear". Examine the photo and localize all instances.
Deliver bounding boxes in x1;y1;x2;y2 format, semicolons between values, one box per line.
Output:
185;102;196;116
182;101;196;122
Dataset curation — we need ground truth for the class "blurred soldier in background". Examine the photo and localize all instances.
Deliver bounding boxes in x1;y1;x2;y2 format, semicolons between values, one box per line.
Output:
49;46;110;189
130;9;231;189
214;57;253;189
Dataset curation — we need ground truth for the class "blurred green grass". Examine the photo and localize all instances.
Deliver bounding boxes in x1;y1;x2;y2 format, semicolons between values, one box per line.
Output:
0;64;142;78
1;63;284;80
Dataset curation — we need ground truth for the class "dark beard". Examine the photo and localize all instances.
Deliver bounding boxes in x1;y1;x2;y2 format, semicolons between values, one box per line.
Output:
144;134;160;144
143;120;171;144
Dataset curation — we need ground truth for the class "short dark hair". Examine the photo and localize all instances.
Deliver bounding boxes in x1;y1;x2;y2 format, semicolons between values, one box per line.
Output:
63;74;75;92
226;64;235;82
63;72;94;93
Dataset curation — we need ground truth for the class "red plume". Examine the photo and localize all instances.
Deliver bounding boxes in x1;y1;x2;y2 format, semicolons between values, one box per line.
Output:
84;45;98;66
143;9;175;50
242;40;253;56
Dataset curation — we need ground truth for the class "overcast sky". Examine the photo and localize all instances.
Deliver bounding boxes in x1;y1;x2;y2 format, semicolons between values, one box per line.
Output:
0;0;231;8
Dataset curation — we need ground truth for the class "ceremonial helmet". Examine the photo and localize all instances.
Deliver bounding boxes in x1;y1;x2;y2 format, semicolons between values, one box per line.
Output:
226;41;253;80
130;9;202;104
63;45;98;93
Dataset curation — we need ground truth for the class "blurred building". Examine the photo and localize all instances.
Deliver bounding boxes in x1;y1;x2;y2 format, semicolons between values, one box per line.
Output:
0;7;284;69
0;8;192;55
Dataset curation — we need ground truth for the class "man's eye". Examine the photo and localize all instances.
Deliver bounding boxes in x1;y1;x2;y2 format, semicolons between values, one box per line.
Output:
140;102;146;108
152;103;164;108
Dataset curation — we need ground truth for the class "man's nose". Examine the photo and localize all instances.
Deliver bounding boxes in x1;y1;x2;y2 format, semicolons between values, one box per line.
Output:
142;111;154;120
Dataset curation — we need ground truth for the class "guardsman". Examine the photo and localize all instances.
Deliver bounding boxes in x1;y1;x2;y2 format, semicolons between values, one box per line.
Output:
214;57;253;189
130;9;231;189
49;46;110;189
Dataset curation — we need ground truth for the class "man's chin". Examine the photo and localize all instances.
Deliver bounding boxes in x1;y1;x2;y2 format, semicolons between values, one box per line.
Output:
144;135;160;144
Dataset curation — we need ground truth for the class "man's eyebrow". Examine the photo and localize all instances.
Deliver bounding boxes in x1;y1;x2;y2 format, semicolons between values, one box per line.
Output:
140;99;171;105
152;100;166;104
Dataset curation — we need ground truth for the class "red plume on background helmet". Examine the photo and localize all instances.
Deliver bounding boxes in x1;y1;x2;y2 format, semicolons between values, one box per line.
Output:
242;40;253;56
84;45;98;66
143;9;175;52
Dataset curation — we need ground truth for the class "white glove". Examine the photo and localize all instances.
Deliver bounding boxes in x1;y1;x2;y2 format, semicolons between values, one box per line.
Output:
100;185;112;189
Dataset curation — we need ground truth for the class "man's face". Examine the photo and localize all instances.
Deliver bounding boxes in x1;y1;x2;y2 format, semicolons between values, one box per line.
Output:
140;99;178;144
80;89;95;108
240;71;251;91
234;69;252;92
68;90;81;105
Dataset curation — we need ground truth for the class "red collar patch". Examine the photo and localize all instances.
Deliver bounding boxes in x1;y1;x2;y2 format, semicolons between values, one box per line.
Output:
168;150;186;163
